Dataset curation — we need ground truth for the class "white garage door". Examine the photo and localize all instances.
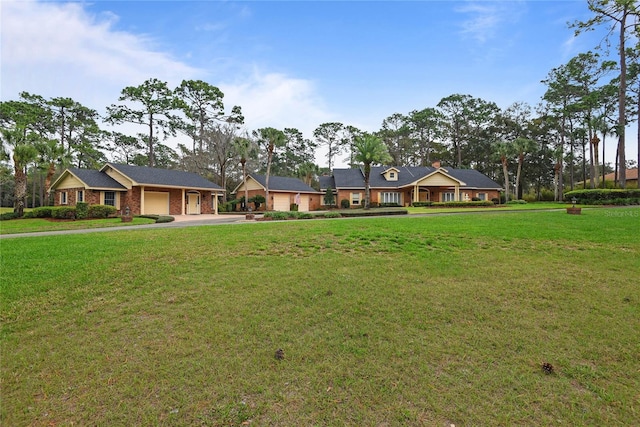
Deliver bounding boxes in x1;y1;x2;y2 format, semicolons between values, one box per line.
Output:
298;195;309;212
144;191;169;215
273;194;290;211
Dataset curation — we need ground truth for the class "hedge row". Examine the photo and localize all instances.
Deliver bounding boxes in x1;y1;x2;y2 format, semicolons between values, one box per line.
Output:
564;189;640;205
430;201;495;207
0;204;118;221
262;211;338;220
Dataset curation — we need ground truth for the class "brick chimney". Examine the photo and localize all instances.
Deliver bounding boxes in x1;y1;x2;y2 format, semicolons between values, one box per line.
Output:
432;160;441;169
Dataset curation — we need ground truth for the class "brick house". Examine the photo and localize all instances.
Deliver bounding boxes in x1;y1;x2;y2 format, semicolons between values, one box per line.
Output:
320;162;502;207
51;163;224;215
232;174;322;212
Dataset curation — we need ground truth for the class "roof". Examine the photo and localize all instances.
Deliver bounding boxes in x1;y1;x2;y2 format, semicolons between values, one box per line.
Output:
249;174;320;193
67;168;127;190
104;163;223;190
603;168;639;181
323;166;501;190
319;175;335;190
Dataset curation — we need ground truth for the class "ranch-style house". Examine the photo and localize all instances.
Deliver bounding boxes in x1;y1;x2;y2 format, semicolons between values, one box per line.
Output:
320;162;502;207
51;163;224;215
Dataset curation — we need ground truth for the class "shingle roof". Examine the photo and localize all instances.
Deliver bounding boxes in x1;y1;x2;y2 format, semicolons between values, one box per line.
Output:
324;166;501;190
446;168;502;189
106;163;222;190
318;175;335;190
250;174;320;193
68;168;127;189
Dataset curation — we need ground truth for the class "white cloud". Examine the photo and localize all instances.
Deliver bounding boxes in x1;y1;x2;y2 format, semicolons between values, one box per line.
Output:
456;1;524;44
0;0;334;162
222;68;331;134
1;0;202;107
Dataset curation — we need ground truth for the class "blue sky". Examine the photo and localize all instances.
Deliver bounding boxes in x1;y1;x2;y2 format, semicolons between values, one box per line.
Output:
1;0;636;167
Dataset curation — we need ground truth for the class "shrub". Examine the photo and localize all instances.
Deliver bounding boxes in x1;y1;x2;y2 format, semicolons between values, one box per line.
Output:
299;213;313;219
411;201;433;207
155;215;175;223
564;188;640;203
76;202;89;219
324;212;342;218
471;197;481;201
52;206;76;219
323;186;335;206
0;212;17;221
290;203;299;211
379;203;401;208
340;199;350;209
432;201;494;207
491;198;500;205
249;195;265;210
88;205;117;219
522;193;537;203
263;211;290;220
29;206;54;218
539;189;556;201
138;214;160;220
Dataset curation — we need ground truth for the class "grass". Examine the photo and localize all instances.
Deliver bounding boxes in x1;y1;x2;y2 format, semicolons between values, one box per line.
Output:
1;208;639;425
0;216;157;234
405;201;574;215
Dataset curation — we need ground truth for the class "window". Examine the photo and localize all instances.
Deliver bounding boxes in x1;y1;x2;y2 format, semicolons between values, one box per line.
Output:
381;192;400;205
104;191;116;206
477;193;486;201
442;192;456;202
351;193;360;205
389;172;395;179
77;190;84;203
60;191;68;205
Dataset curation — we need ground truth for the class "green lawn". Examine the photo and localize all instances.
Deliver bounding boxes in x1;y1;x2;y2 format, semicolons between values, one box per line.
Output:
1;208;639;426
0;216;156;234
405;201;573;215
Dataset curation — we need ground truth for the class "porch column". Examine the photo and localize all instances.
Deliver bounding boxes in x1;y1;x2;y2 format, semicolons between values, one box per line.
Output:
181;189;185;215
455;185;460;201
213;192;218;215
140;186;145;214
414;184;419;203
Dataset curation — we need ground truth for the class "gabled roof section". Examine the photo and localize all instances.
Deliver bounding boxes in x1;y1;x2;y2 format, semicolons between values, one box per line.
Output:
319;175;335;191
104;163;222;191
381;166;400;174
328;166;501;190
410;168;466;187
51;168;127;190
249;174;320;193
331;168;365;188
446;169;502;189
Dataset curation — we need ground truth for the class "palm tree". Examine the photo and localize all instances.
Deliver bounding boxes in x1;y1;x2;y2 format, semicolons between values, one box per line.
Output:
233;136;256;211
254;127;286;211
353;134;392;209
494;141;513;203
513;137;536;199
36;138;69;205
1;128;39;216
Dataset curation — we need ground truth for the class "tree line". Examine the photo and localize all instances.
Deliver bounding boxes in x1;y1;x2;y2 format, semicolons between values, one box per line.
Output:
1;0;638;214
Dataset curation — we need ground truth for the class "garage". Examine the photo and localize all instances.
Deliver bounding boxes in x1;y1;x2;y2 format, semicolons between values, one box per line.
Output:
273;194;290;211
144;191;169;215
298;195;309;212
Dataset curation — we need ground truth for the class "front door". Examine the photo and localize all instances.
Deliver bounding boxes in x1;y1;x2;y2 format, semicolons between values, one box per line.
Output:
187;193;200;214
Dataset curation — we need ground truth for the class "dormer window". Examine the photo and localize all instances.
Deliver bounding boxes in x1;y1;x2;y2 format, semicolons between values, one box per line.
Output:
383;168;399;181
